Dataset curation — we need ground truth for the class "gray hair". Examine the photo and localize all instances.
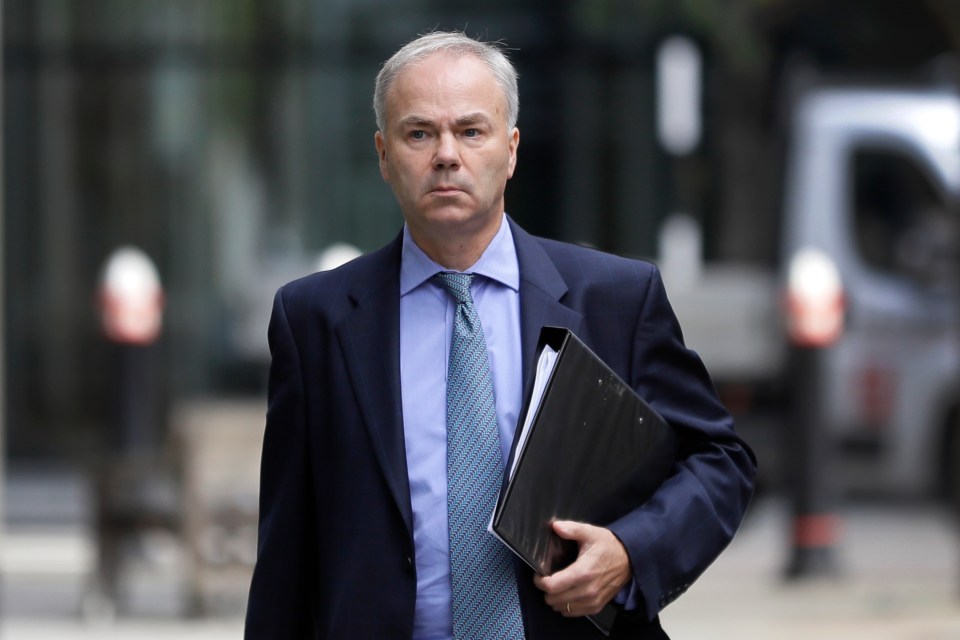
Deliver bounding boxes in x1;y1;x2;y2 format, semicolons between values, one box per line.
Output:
373;31;519;132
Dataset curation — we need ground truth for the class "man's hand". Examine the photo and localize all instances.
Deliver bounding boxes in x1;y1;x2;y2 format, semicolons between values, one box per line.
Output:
532;520;632;618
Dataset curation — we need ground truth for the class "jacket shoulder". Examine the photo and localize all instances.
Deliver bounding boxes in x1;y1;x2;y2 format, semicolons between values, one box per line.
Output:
275;234;401;314
532;235;660;283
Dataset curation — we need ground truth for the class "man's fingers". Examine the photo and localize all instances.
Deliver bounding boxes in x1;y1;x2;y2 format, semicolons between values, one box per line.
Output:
532;520;632;617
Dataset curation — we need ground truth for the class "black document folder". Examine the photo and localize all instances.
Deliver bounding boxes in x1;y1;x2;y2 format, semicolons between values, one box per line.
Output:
491;327;678;634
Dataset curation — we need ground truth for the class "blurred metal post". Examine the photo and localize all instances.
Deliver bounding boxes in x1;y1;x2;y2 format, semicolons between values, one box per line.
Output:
783;248;844;579
87;247;166;616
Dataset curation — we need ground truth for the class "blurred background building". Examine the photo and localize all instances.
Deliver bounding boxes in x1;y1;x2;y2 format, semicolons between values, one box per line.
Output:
5;0;959;456
5;0;960;627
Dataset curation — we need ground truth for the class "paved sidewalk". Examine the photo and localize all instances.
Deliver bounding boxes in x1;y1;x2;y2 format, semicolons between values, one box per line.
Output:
3;496;960;638
0;619;244;640
661;498;960;639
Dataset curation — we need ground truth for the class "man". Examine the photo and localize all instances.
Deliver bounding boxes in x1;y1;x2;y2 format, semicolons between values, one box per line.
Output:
245;31;756;639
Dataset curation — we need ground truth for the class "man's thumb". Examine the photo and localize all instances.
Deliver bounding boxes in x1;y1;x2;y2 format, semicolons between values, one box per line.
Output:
552;519;584;540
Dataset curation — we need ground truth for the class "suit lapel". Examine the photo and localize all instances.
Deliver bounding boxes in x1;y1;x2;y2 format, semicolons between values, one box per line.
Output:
335;235;414;537
509;218;584;395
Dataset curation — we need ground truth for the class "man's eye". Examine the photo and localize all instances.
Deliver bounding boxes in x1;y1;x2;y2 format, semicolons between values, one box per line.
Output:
410;130;426;140
464;129;479;138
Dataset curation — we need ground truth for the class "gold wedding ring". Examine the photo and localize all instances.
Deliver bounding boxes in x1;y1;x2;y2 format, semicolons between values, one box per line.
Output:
566;602;571;614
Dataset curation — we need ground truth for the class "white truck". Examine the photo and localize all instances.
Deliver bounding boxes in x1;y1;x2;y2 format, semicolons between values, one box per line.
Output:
662;80;960;500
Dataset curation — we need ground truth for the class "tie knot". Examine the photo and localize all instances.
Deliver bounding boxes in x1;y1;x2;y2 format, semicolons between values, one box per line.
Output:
433;272;475;305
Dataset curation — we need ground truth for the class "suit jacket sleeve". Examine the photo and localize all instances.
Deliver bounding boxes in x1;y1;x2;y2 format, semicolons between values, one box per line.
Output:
605;266;756;622
245;288;319;638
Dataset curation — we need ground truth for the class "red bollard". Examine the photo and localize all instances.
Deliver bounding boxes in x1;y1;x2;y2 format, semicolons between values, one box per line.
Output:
783;248;843;579
86;247;167;619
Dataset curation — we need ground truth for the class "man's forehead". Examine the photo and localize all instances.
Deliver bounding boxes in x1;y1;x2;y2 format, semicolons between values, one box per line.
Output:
385;53;506;122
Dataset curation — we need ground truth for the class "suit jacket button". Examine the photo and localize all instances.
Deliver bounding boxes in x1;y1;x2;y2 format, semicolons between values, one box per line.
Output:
404;556;414;574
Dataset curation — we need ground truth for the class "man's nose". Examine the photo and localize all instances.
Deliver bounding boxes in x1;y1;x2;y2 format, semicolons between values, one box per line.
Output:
433;132;461;169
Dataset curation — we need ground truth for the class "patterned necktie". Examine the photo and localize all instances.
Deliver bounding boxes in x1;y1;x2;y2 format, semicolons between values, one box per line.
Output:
433;272;525;640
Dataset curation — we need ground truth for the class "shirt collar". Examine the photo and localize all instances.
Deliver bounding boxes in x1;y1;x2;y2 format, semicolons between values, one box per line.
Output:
400;215;520;296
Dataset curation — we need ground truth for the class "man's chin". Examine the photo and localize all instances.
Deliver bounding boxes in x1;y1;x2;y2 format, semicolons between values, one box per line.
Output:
421;204;484;226
408;206;502;237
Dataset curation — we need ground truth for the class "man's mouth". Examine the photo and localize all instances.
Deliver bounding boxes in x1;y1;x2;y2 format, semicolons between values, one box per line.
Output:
430;184;466;195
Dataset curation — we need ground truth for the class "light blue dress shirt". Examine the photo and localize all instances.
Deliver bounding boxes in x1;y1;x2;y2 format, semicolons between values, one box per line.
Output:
399;216;523;640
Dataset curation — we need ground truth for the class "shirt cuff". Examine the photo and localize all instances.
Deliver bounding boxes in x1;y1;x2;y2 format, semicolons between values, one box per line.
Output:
614;578;639;610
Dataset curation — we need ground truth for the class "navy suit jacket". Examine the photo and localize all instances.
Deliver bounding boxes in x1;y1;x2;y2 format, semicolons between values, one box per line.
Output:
245;218;756;639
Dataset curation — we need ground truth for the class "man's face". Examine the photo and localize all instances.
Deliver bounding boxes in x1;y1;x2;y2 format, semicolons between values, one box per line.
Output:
375;52;519;255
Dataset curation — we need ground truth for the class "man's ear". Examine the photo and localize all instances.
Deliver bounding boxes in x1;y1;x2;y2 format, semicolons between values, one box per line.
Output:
506;127;520;179
374;131;389;181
